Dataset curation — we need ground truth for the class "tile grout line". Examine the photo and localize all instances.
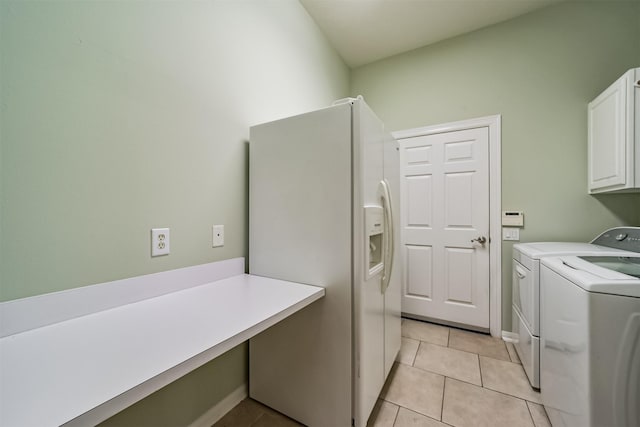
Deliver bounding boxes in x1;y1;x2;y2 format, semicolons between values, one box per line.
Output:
478;356;542;402
441;360;541;403
424;339;512;362
479;382;542;404
407;341;485;388
408;357;482;389
478;354;484;387
390;402;400;427
387;400;455;427
412;340;422;367
451;380;539;426
448;375;541;406
402;333;449;347
249;411;266;427
525;400;538;427
406;334;512;363
382;398;439;423
440;376;447;423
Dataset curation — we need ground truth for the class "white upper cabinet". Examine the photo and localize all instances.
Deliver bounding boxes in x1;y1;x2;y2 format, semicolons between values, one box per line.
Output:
588;68;640;193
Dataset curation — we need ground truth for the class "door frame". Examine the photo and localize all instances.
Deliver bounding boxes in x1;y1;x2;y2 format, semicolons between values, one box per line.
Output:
392;115;502;337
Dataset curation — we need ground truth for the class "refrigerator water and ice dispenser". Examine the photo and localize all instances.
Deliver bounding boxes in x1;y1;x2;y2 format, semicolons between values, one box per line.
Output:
365;206;384;278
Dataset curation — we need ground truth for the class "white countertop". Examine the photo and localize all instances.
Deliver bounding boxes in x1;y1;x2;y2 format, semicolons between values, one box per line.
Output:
0;273;324;427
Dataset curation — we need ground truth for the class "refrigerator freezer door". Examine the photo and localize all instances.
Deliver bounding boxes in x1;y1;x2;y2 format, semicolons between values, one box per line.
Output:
383;136;402;378
353;100;401;427
249;103;354;427
353;99;386;427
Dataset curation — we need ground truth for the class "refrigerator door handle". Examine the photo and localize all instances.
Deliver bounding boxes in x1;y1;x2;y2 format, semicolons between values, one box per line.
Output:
379;179;395;294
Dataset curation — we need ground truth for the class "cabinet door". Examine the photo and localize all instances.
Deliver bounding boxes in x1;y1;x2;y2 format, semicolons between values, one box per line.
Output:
588;73;629;193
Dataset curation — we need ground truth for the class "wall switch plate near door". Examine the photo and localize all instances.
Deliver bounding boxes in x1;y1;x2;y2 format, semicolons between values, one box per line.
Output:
502;227;520;241
151;228;170;256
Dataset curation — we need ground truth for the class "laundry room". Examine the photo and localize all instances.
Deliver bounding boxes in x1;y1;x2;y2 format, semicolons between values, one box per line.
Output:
1;1;638;427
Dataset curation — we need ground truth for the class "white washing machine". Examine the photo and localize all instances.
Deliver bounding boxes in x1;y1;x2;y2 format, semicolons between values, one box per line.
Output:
540;232;640;427
511;227;636;389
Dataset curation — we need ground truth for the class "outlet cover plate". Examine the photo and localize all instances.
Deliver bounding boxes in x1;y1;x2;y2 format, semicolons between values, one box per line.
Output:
151;228;170;256
212;225;224;247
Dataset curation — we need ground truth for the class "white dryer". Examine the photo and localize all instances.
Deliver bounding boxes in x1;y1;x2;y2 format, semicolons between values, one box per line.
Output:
540;230;640;427
511;227;636;389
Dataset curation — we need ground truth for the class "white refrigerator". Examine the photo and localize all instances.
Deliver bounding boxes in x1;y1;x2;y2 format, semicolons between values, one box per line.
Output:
249;97;401;427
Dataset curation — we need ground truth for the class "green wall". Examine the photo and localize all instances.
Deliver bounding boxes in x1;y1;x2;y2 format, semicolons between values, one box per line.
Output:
0;0;348;301
100;344;247;427
0;0;348;425
351;1;640;331
3;0;640;425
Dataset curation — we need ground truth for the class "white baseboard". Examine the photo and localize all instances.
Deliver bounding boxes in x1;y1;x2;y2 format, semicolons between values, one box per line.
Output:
501;331;518;342
189;383;248;427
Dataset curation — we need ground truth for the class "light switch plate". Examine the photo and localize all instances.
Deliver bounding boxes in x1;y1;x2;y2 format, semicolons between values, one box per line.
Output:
151;228;170;256
502;227;520;241
212;225;224;247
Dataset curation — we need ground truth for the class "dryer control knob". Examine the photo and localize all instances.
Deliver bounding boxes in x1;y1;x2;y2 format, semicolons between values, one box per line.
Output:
615;233;628;241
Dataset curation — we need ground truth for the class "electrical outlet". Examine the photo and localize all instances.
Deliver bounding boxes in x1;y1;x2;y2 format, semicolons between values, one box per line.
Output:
212;225;224;247
151;228;170;256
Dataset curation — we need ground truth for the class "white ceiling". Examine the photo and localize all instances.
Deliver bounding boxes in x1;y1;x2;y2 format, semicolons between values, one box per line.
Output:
299;0;563;67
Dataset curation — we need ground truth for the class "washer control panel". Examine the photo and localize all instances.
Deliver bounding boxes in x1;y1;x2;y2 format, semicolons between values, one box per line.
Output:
591;227;640;253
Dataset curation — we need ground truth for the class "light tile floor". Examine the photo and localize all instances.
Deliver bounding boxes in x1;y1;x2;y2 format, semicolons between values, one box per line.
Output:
214;319;551;427
370;319;551;427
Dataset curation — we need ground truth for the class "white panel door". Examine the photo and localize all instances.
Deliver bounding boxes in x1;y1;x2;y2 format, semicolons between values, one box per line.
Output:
400;128;490;329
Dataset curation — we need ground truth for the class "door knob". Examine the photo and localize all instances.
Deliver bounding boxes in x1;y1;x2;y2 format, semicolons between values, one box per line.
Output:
471;236;487;244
